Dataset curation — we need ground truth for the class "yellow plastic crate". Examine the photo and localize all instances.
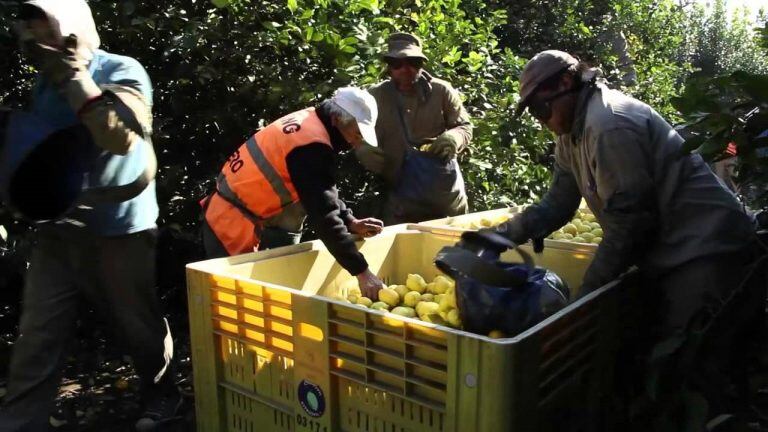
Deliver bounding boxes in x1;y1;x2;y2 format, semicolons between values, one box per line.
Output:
409;207;524;237
409;206;599;254
187;230;635;432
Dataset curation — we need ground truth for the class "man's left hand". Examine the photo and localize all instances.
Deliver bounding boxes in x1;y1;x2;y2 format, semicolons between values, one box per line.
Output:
349;218;384;238
427;131;459;162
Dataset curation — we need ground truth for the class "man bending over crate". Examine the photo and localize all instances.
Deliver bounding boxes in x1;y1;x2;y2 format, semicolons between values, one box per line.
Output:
200;87;386;298
462;50;764;428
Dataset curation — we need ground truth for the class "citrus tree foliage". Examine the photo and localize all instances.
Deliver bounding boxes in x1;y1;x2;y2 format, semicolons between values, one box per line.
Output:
0;0;762;296
686;0;768;76
673;21;768;208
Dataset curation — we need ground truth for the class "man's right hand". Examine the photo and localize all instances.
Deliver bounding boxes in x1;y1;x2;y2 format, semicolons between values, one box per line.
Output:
354;145;387;174
349;217;384;238
356;268;385;299
25;35;88;87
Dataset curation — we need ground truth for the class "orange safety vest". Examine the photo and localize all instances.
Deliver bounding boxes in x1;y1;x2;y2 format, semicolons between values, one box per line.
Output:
203;108;332;255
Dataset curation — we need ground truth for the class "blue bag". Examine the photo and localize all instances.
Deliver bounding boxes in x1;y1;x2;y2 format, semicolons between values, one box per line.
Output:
435;245;570;336
392;148;465;219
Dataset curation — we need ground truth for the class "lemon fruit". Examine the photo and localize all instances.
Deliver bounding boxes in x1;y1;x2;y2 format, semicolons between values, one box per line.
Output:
406;274;427;293
371;302;390;311
403;291;421;307
378;288;400;307
391;306;417;318
392;285;409;298
488;330;506;339
357;297;373;307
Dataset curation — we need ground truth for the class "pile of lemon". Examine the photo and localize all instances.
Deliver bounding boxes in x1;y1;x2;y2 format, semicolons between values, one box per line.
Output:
335;274;462;328
445;212;512;230
547;210;603;244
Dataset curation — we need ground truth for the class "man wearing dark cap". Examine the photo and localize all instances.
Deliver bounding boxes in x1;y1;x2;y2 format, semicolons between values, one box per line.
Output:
358;32;473;224
465;50;762;426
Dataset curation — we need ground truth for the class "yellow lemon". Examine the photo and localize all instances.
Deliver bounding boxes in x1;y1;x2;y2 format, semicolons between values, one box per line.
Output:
431;276;451;294
563;224;578;235
421;313;447;325
371;302;390;311
357;297;373;307
416;301;440;317
447;309;461;327
392;284;409;298
403;291;421;307
406;274;427;293
378;288;400;307
391;306;417;318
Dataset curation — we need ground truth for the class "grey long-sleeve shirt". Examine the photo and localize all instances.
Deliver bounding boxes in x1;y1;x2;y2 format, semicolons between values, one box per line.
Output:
499;83;754;291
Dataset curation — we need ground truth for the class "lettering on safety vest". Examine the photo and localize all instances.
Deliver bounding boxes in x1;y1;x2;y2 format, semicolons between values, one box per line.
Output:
281;116;301;134
227;149;244;173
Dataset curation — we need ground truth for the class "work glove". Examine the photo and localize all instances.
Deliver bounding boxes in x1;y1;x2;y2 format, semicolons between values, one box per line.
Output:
426;131;459;162
496;215;545;253
458;229;517;258
460;215;545;255
26;34;88;86
355;144;387;174
29;34;102;113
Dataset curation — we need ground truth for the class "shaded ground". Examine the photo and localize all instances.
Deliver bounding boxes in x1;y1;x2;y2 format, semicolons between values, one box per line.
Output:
0;230;201;431
0;300;195;431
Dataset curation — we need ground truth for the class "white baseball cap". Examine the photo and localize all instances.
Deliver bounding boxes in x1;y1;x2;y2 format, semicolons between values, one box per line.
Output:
331;87;379;147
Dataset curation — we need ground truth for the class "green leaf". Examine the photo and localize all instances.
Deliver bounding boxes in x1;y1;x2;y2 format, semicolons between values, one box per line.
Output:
697;136;729;157
210;0;230;7
287;0;298;13
469;158;493;169
372;17;395;25
731;71;768;103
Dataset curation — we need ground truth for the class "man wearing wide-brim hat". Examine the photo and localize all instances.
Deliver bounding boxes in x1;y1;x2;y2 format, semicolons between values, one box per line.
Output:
358;32;473;224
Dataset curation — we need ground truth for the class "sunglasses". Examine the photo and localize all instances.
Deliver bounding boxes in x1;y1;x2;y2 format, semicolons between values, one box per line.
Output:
527;88;575;122
386;57;424;70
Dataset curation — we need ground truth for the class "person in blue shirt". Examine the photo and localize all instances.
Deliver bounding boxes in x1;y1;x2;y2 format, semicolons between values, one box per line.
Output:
0;1;181;430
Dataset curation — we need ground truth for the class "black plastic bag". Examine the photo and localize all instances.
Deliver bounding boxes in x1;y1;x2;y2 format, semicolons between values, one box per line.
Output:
435;245;570;336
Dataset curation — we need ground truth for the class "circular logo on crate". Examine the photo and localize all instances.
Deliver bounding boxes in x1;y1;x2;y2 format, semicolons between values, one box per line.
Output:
298;379;325;417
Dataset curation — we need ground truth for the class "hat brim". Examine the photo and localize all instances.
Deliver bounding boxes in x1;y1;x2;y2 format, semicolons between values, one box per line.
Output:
358;122;378;147
383;50;428;61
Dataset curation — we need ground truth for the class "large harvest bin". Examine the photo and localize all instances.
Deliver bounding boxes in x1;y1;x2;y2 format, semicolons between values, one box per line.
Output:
186;230;636;432
410;206;599;254
409;207;524;237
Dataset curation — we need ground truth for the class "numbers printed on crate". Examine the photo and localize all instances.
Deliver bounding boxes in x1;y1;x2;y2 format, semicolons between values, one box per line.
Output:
295;414;327;432
227;149;244;173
